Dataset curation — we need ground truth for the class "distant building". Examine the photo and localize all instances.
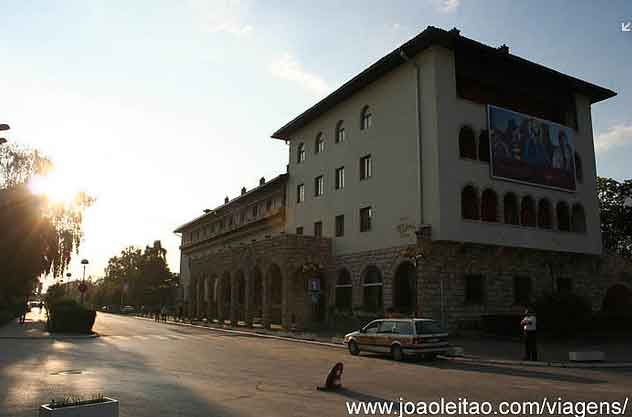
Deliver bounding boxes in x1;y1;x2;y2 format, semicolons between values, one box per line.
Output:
176;26;631;330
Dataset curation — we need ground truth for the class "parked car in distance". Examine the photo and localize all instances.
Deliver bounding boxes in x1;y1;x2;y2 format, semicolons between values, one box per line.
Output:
344;318;449;361
121;305;135;314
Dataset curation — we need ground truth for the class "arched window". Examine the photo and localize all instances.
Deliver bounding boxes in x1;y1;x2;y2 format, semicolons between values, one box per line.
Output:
503;192;519;225
461;185;479;220
315;132;325;154
335;120;345;143
360;106;372;130
362;266;382;313
459;126;476;159
556;201;570;232
335;269;352;311
478;130;490;162
521;196;536;227
574;152;583;183
571;203;586;233
481;189;498;222
297;143;305;163
537;199;552;229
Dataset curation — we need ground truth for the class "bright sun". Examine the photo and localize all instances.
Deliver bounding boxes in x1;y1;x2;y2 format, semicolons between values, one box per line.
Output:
29;170;82;205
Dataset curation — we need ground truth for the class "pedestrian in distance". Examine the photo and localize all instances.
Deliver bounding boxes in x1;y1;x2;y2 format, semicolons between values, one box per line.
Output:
18;300;28;324
161;305;167;323
521;308;537;361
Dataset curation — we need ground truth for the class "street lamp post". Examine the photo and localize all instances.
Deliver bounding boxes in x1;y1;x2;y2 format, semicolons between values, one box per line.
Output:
80;259;89;304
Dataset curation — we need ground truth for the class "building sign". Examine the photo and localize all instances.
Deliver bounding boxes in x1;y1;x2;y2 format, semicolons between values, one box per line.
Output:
488;105;576;191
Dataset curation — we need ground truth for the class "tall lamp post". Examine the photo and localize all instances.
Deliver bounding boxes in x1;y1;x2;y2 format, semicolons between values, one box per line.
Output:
80;259;89;304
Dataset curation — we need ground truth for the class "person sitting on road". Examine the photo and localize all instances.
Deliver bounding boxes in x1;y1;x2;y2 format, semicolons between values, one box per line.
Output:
317;362;344;391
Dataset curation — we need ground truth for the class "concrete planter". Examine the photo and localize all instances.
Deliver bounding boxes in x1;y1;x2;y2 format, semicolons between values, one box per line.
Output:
39;397;118;417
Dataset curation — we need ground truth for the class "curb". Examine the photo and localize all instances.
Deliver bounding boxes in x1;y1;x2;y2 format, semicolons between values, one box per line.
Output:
0;332;99;340
442;355;632;369
131;315;345;350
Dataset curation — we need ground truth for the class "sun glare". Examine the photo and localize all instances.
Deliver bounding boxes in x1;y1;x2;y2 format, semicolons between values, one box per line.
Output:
29;170;82;205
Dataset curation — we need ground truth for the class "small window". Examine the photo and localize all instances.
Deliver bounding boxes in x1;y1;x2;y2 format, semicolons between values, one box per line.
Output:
415;320;444;335
314;221;323;237
297;143;306;163
296;184;305;203
364;321;380;334
335;215;345;237
504;193;519;225
360;206;372;232
315;133;325;154
521;196;536;227
335;120;345;143
360;105;372;130
571;203;586;233
478;130;490;162
378;320;396;334
360;155;372;180
575;152;583;183
513;276;532;306
537;199;552;229
461;185;479;220
459;126;477;159
296;226;303;235
251;205;258;218
465;274;485;305
228;216;234;227
266;199;272;211
481;189;498;222
314;175;324;197
335;166;345;190
557;201;570;232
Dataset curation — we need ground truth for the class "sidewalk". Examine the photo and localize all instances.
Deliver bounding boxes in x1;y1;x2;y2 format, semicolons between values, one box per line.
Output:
0;309;96;339
136;314;632;368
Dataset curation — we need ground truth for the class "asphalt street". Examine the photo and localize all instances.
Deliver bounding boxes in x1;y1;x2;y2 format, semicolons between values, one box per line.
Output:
1;313;631;416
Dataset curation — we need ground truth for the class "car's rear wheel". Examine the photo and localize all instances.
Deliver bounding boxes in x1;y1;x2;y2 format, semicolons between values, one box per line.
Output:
348;340;360;356
391;344;403;361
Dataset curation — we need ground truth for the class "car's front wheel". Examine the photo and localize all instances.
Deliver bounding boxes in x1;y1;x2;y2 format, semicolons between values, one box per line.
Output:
348;340;360;356
391;344;403;361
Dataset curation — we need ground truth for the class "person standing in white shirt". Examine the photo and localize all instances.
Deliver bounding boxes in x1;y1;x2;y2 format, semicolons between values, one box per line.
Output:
521;309;537;361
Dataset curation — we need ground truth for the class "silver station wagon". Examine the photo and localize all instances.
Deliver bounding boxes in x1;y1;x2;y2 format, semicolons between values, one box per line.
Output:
344;318;450;361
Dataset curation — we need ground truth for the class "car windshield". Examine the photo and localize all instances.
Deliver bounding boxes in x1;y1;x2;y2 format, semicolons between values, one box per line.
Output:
415;320;445;335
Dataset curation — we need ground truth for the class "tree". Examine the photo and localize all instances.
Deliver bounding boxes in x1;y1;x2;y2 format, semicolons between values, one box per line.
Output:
597;177;632;258
0;144;93;307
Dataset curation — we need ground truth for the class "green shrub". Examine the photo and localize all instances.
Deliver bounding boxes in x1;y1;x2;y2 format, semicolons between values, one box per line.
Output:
534;292;592;337
48;299;96;334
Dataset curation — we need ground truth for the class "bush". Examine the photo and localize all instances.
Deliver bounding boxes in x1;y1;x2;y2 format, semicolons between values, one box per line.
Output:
534;292;592;337
47;299;96;334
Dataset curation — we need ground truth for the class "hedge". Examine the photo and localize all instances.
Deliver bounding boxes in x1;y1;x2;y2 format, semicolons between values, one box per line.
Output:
47;299;96;334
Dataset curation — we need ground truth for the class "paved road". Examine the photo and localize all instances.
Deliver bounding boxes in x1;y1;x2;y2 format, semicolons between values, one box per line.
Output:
1;313;631;417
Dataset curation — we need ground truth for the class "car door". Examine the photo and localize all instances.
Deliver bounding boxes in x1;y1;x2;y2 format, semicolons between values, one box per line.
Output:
357;320;381;352
375;320;396;353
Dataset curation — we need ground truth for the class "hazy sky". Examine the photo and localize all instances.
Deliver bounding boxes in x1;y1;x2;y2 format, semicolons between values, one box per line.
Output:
1;0;630;285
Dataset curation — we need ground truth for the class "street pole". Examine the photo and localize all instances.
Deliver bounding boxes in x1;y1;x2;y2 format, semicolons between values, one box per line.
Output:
80;259;89;304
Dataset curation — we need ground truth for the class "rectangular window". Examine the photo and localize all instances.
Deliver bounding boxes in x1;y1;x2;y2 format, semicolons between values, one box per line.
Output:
314;175;324;197
360;206;372;232
266;199;273;211
297;184;304;203
360;155;372;180
335;215;345;237
314;221;323;237
513;276;532;306
296;226;303;235
251;205;259;218
465;274;485;305
335;167;344;190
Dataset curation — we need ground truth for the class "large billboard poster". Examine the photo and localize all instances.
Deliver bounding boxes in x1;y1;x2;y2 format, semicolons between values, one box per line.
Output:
488;105;576;191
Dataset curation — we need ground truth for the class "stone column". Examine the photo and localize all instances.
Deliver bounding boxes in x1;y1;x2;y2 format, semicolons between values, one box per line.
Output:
244;271;253;327
281;269;290;330
229;273;237;326
262;274;271;329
